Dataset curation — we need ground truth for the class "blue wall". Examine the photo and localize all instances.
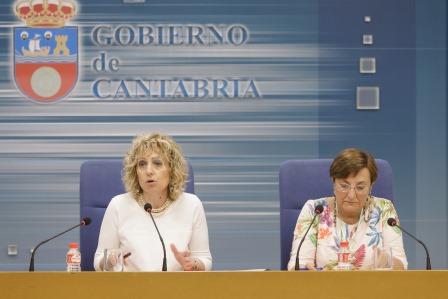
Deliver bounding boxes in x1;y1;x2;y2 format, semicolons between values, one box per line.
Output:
318;0;447;269
415;0;447;269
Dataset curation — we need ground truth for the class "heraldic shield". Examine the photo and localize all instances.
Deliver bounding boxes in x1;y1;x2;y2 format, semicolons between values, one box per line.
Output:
14;26;78;103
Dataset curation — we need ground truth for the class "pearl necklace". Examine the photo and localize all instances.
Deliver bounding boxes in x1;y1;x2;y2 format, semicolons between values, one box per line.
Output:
138;196;172;215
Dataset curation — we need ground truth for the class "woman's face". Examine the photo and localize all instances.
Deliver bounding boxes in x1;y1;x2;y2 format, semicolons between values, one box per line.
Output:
136;151;170;197
334;167;371;218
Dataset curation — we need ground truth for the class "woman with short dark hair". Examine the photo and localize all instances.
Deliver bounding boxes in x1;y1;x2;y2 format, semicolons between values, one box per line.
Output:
288;148;407;270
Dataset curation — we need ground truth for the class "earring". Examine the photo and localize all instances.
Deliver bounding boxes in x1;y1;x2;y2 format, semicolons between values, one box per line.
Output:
169;184;174;193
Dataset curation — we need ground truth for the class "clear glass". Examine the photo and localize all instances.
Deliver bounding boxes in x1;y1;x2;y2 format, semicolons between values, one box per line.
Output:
103;248;124;272
373;247;393;271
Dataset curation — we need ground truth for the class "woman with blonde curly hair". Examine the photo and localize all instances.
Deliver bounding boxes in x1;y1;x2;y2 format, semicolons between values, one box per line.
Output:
94;133;212;271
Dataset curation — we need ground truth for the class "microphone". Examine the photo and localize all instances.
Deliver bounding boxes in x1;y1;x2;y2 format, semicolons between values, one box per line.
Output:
387;218;431;270
143;203;167;271
294;204;324;270
29;217;91;272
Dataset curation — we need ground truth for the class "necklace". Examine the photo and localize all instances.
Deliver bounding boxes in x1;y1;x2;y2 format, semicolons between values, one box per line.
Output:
333;198;364;245
138;195;172;215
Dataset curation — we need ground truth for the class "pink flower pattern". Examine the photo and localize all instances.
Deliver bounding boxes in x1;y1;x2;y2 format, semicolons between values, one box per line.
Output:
289;197;407;270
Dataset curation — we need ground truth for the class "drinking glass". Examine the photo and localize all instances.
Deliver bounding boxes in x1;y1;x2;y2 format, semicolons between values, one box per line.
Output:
103;248;124;272
373;247;393;271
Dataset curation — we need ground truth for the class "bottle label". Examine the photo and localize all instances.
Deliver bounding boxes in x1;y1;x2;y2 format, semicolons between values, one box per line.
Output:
339;252;350;263
67;252;81;263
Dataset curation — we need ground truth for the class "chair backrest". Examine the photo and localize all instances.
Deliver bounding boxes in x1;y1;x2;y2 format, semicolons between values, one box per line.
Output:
278;159;393;270
79;160;195;271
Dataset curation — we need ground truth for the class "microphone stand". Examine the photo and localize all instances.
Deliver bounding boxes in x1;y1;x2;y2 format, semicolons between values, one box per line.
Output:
295;205;323;270
29;218;90;272
394;223;431;270
144;204;167;271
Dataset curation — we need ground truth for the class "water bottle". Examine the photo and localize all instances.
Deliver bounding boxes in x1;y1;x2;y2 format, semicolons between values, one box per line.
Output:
337;240;351;271
66;242;81;272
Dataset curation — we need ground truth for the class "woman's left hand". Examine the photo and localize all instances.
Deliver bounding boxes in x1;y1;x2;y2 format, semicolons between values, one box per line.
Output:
170;244;195;271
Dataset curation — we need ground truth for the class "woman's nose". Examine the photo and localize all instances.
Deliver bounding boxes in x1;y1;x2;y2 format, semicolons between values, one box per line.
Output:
347;187;356;198
145;164;154;174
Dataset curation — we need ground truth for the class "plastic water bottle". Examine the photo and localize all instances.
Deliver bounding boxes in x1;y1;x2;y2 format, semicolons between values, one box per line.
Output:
337;240;351;271
66;242;81;272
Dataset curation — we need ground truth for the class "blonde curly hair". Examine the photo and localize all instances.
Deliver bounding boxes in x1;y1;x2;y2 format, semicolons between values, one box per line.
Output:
123;133;188;201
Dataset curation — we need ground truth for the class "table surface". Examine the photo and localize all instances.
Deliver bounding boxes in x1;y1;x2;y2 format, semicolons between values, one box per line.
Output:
0;270;447;299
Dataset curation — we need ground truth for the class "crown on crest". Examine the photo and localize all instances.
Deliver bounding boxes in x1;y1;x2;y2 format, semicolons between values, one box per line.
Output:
15;0;77;28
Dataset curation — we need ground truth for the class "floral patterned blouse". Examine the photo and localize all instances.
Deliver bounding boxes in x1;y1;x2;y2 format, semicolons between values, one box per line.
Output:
287;197;408;270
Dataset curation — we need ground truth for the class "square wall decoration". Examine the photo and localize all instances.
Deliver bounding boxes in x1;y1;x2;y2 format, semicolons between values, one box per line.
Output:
363;34;373;45
360;57;376;74
356;86;380;110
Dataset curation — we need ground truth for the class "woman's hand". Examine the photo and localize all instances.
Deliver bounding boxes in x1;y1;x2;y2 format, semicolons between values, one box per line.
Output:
170;244;202;271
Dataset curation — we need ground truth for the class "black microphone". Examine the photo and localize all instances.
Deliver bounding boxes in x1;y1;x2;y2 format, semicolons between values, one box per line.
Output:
29;217;91;272
387;217;431;270
143;203;167;271
294;204;324;270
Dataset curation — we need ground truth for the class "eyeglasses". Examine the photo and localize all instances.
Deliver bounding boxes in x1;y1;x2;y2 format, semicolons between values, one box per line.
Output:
335;183;370;194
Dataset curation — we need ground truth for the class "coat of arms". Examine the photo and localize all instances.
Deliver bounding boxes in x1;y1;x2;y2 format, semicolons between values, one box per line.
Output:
13;0;78;103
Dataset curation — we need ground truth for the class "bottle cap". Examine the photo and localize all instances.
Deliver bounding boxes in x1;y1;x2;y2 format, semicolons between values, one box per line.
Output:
340;240;349;247
69;242;78;249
